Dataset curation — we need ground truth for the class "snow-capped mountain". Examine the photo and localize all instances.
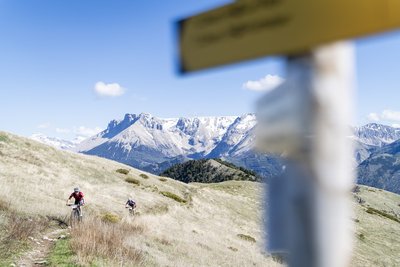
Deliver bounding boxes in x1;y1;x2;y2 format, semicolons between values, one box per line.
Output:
30;133;83;150
353;123;400;146
351;123;400;163
358;139;400;194
77;113;237;156
74;113;400;180
75;113;267;175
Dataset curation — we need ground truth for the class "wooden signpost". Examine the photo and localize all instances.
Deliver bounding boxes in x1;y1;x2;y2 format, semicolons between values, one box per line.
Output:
177;1;400;267
178;0;400;73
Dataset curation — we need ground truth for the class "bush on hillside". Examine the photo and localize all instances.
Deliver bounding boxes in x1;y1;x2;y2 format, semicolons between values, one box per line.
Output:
0;134;9;143
159;178;167;182
102;213;121;224
139;173;149;179
125;177;140;186
365;207;400;223
357;233;366;241
160;191;186;203
116;168;130;175
237;234;256;243
228;246;238;252
0;199;10;211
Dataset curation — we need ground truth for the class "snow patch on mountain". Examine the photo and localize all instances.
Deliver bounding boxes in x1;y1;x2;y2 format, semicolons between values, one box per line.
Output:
30;133;82;150
353;123;400;146
75;113;239;158
72;113;400;179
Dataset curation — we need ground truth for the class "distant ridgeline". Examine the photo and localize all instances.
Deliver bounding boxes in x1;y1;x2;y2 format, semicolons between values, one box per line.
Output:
66;113;400;192
160;158;261;183
357;139;400;194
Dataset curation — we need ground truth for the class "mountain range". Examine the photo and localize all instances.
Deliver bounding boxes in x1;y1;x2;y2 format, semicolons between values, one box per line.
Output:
74;113;282;178
357;139;400;194
30;133;83;150
31;113;400;192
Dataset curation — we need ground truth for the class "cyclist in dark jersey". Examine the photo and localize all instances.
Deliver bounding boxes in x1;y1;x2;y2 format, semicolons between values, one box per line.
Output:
125;197;136;209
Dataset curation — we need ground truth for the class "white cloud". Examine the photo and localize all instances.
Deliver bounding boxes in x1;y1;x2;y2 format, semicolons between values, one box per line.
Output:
37;122;51;129
56;128;71;134
73;126;102;137
392;123;400;128
242;74;284;92
94;81;125;97
367;109;400;125
381;110;400;121
367;113;380;122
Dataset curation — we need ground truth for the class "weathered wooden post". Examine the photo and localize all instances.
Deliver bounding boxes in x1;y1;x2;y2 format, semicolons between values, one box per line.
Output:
257;42;355;266
177;1;400;266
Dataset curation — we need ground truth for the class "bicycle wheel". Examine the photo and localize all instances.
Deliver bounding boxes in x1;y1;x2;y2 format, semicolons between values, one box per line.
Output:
77;207;83;222
70;210;76;227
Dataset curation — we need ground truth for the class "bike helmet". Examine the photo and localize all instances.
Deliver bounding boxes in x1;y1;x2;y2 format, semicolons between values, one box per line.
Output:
74;187;79;192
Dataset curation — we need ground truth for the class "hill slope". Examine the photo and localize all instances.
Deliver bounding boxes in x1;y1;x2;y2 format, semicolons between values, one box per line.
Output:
160;159;260;183
1;131;400;266
0;131;277;266
357;139;400;194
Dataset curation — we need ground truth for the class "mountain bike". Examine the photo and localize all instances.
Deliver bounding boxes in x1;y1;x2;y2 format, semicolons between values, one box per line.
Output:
126;206;135;216
67;203;83;226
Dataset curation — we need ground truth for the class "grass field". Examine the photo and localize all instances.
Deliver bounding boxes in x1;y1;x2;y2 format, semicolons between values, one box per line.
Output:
0;131;399;266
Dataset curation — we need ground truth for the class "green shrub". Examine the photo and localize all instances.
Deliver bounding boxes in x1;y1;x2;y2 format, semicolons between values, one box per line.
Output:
365;207;400;223
125;177;140;185
159;178;167;182
116;168;130;175
237;234;256;243
357;233;366;241
139;173;149;179
101;213;120;223
0;134;9;143
228;246;238;252
0;199;10;211
160;191;186;203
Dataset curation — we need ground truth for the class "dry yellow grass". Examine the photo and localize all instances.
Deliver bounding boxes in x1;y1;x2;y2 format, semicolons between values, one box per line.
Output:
70;216;144;266
0;132;279;266
1;131;400;266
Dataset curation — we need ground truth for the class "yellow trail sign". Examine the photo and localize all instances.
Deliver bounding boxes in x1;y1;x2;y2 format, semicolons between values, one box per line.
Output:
178;0;400;73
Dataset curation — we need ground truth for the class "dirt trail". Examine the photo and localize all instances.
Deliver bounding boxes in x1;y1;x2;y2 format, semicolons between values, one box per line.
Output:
14;228;67;267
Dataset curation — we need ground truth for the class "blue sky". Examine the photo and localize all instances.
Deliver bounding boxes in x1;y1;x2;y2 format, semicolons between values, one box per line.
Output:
0;0;399;141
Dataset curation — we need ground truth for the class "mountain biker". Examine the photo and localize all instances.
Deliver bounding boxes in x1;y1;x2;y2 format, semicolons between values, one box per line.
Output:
66;187;85;216
125;197;136;210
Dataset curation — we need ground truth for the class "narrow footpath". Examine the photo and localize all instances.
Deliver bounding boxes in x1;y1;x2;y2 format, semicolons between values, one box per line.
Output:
14;228;68;267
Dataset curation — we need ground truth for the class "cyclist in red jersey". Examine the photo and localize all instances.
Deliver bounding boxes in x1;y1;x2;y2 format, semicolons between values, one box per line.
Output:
66;187;85;216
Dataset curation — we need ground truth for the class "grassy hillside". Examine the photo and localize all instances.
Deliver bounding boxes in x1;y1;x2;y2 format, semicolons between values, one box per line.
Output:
351;186;400;266
1;131;400;266
160;158;260;183
0;131;277;266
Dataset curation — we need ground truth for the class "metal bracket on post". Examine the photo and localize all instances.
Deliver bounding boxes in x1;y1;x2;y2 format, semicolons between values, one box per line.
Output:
257;42;355;267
